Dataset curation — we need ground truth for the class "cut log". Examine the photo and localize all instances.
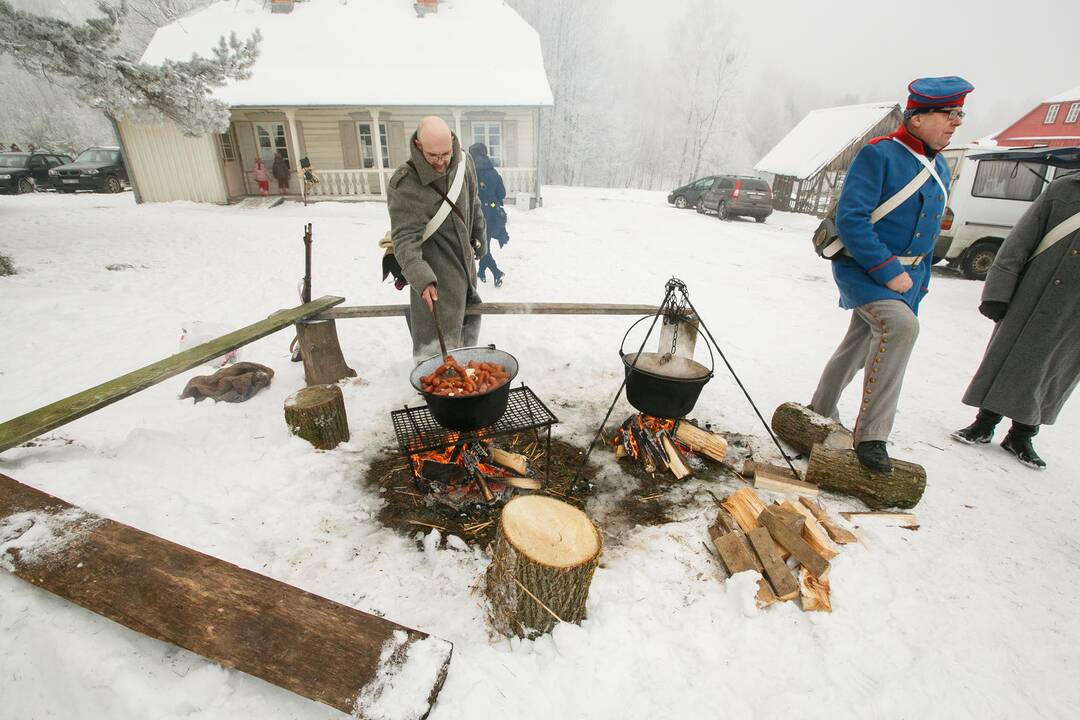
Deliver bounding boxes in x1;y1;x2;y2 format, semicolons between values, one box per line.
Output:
746;527;799;602
770;402;852;455
720;487;766;533
839;511;919;529
284;384;350;450
754;466;820;498
781;500;840;560
659;432;692;480
491;447;528;476
805;444;927;510
759;507;830;579
0;473;451;718
708;511;762;576
673;420;728;462
295;319;356;386
485;496;601;638
799;568;832;613
799;497;859;544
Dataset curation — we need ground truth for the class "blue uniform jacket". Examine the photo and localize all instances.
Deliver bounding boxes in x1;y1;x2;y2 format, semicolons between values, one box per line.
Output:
833;126;950;314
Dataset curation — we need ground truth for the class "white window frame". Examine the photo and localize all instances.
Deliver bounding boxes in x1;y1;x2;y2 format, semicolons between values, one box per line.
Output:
472;121;503;166
1044;103;1060;124
1065;102;1080;124
219;129;237;162
255;123;289;166
357;122;390;169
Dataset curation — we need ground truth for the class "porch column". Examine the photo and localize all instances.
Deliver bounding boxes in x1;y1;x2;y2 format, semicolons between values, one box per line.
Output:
284;108;303;197
371;107;386;198
452;108;463;144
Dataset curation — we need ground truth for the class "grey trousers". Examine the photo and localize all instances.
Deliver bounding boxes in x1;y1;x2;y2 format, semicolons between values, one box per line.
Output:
809;299;920;444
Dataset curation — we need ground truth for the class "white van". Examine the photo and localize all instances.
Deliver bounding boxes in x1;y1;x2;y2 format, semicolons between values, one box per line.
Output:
934;144;1070;279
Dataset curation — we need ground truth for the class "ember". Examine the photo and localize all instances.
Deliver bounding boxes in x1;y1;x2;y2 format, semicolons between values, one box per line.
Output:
612;414;728;479
411;440;535;508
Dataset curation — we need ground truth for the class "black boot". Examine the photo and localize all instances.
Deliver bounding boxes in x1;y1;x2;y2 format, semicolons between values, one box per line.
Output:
856;440;892;473
1000;422;1047;470
951;409;1002;445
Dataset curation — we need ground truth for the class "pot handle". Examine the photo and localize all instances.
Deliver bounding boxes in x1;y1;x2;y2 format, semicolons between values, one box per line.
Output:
619;314;715;375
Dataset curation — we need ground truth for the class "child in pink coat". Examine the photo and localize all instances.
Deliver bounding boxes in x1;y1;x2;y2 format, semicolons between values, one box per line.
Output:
253;158;270;196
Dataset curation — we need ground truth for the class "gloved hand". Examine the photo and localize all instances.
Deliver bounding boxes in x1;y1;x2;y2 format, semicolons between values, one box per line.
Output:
979;301;1007;322
472;238;482;252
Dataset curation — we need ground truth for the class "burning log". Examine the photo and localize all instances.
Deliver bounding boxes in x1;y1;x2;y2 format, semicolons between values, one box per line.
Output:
612;414;700;479
770;402;852;455
658;431;692;480
673;420;727;462
485;496;602;638
419;460;466;488
629;426;657;473
283;384;349;450
490;448;528;476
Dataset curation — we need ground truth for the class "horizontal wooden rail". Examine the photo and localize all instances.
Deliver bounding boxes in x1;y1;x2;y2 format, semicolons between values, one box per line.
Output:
0;295;345;454
315;302;659;321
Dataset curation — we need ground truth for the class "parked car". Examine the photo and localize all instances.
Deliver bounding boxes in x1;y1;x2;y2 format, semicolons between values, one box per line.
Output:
667;176;723;210
700;175;773;222
934;145;1073;280
50;146;128;193
0;151;73;194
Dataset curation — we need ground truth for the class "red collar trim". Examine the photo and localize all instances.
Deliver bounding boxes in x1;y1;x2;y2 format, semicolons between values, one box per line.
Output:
889;124;927;156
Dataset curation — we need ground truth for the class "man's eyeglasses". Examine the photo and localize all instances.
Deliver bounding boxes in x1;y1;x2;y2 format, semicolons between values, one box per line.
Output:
928;108;966;121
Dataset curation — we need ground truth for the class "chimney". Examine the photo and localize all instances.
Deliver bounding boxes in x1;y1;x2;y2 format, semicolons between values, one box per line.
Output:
414;0;438;17
271;0;294;13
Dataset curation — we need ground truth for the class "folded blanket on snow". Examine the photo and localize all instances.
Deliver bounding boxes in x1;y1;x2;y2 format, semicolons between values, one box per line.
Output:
180;362;275;403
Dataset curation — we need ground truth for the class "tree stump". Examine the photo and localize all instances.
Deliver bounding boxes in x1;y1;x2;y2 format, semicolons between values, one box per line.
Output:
284;384;350;450
295;319;356;386
771;402;852;455
485;496;602;638
805;444;926;510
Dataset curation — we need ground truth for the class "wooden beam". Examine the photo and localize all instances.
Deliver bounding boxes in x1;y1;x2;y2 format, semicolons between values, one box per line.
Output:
0;296;345;454
315;302;660;321
0;472;451;717
839;511;919;529
754;467;820;498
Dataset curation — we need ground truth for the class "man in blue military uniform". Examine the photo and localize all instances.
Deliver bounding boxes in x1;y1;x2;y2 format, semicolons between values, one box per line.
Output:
809;76;974;472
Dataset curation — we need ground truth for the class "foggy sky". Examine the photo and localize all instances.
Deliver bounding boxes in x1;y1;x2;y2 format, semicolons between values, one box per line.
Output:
614;0;1080;143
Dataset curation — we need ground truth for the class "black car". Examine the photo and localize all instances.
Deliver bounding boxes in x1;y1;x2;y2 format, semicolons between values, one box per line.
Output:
51;146;128;193
700;175;774;223
0;152;73;194
667;176;723;210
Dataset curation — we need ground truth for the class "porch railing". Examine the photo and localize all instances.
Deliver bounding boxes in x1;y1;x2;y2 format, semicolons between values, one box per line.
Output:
244;167;536;199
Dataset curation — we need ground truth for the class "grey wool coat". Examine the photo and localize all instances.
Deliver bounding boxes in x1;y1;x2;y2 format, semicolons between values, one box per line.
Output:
388;132;486;359
962;173;1080;425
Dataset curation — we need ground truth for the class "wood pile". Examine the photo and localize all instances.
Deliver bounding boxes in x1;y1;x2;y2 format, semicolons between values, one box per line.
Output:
612;415;727;479
709;488;859;612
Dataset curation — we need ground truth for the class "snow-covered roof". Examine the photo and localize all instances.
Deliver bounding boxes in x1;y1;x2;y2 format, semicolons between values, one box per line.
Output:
140;0;553;107
1044;85;1080;104
755;102;901;179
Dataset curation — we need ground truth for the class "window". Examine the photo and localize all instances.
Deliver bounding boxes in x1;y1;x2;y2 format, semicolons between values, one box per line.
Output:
255;123;288;166
1044;103;1060;124
45;156;63;167
718;178;735;190
358;122;390;169
1065;102;1080;124
29;156;46;170
743;179;771;192
220;130;236;162
472;122;502;166
972;160;1047;202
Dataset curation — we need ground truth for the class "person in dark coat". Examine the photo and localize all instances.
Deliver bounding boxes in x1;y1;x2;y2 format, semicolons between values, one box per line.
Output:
951;169;1080;469
272;151;290;195
468;142;508;287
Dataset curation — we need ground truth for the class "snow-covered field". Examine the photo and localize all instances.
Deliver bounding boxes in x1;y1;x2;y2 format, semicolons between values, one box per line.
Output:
1;187;1077;719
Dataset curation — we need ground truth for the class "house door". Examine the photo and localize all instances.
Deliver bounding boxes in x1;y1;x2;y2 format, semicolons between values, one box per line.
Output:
255;123;289;167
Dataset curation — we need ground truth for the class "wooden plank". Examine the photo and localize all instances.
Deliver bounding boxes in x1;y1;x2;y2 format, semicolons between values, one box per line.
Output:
0;473;451;717
781;500;840;561
746;527;799;602
840;511;919;529
759;507;831;579
799;497;859;544
317;302;660;321
754;467;820;498
0;296;345;454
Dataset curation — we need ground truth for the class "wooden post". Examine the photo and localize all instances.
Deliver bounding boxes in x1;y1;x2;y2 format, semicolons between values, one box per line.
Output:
770;402;852;455
485;496;601;638
284;384;350;450
805;444;927;510
295;320;356;386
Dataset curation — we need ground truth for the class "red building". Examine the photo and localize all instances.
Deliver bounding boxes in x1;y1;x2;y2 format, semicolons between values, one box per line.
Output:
993;85;1080;148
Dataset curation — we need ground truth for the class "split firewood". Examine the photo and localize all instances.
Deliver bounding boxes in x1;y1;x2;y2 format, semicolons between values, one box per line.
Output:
746;527;799;601
839;511;919;529
806;444;927;510
781;500;840;560
754;466;820;498
799;568;832;613
491;448;528;476
659;431;692;480
708;508;762;576
614;444;627;459
741;459;797;480
720;487;766;533
630;427;657;473
755;578;779;609
501;476;542;490
799;497;859;544
759;506;830;580
673;420;728;462
770;402;852;455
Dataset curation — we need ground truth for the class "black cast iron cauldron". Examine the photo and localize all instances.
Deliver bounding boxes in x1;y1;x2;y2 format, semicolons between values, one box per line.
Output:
620;316;714;419
410;345;520;431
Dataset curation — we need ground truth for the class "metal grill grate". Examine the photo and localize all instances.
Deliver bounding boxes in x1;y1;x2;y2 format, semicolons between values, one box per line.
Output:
391;385;559;456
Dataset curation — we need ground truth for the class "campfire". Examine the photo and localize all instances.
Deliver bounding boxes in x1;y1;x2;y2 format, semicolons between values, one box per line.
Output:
612;414;729;479
411;440;538;508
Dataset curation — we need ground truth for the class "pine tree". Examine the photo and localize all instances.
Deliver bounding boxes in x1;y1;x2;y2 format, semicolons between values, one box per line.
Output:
0;0;259;136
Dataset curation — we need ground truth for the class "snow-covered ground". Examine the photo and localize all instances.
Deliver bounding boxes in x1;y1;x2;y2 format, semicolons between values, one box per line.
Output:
1;187;1077;719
